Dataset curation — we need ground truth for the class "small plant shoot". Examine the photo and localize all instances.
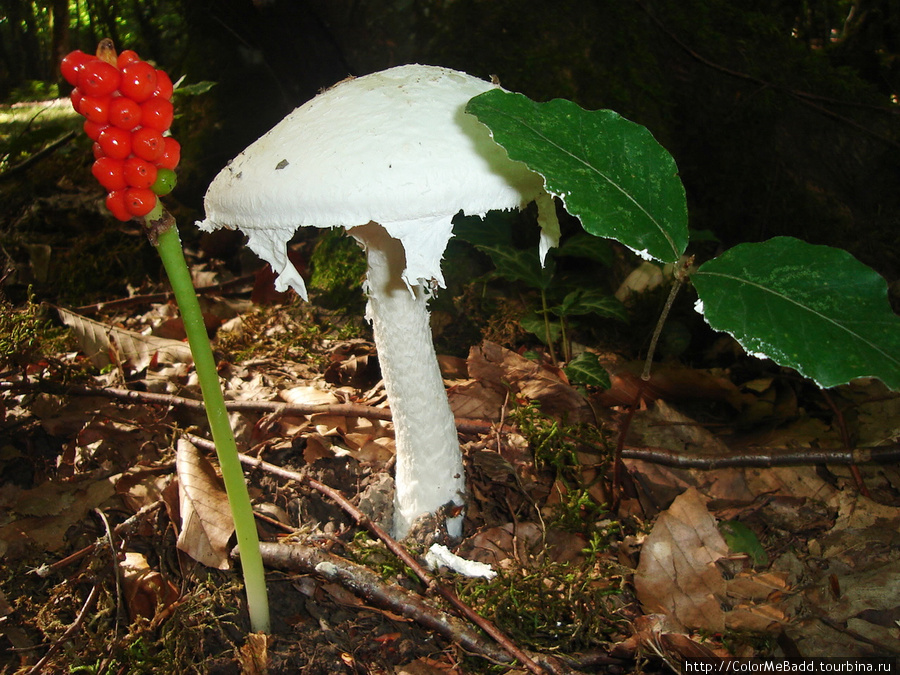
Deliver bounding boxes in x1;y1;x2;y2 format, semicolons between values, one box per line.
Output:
467;89;900;392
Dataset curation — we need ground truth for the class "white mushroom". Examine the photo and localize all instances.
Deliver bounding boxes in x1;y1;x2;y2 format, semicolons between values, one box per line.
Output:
198;64;554;538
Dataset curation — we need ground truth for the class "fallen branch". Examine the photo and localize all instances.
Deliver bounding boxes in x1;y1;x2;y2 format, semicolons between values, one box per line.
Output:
5;380;899;468
236;541;514;664
2;381;502;436
0;130;76;183
182;434;556;675
622;443;900;468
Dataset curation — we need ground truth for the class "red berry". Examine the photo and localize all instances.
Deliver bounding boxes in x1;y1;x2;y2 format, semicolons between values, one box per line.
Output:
157;137;181;170
78;95;110;124
123;156;157;189
105;190;132;222
152;70;174;99
131;127;165;162
70;88;84;113
97;126;132;159
92;157;127;191
60;51;96;86
108;96;142;130
83;119;106;141
77;60;121;97
124;187;157;217
140;97;173;132
92;142;104;160
119;62;157;102
117;50;141;69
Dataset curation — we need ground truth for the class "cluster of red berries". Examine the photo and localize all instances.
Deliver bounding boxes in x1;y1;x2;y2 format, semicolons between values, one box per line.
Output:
61;44;180;221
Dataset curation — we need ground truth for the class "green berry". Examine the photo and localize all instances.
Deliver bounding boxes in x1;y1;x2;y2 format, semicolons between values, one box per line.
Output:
151;167;177;195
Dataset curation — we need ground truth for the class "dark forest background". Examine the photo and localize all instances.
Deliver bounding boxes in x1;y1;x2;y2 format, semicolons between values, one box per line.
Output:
3;0;900;282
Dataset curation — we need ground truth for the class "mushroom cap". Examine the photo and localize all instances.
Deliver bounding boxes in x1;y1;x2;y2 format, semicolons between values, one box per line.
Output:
197;64;544;298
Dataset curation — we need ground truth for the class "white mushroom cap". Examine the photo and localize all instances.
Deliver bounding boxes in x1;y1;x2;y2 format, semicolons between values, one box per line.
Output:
198;64;546;299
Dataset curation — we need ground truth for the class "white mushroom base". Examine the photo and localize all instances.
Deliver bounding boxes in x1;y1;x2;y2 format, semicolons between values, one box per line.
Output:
350;223;465;539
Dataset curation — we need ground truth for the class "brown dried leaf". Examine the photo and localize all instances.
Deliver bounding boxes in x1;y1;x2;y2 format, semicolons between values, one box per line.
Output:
634;487;729;631
238;632;270;675
57;306;192;369
467;341;591;422
120;551;180;621
175;439;234;569
0;473;118;553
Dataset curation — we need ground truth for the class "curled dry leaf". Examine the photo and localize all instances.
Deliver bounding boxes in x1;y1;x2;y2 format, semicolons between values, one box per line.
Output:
120;551;180;621
175;439;234;569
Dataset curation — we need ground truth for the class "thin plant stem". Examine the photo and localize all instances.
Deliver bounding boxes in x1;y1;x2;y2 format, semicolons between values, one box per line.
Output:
539;288;558;364
152;213;270;633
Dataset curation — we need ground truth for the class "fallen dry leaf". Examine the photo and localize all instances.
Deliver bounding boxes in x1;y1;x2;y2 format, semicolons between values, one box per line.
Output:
634;487;729;631
467;341;592;422
175;439;234;569
0;473;118;553
57;305;192;369
120;551;180;622
238;632;270;675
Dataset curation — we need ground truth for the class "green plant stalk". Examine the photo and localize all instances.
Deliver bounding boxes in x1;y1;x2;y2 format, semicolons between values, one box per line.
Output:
151;212;270;633
539;288;557;364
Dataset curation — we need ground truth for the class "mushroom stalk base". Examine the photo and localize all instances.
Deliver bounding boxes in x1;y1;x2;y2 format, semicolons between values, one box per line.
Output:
351;223;465;539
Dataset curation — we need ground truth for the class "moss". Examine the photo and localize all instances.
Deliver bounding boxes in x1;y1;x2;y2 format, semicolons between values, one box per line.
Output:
307;228;367;310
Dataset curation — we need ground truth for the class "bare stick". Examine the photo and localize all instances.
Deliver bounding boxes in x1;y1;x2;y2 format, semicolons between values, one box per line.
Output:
185;434;552;674
26;584;99;675
238;541;514;664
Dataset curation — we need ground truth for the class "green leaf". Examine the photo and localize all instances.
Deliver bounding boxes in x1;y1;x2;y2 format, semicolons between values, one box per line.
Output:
692;237;900;390
564;352;610;389
476;244;555;290
554;232;614;266
552;289;628;322
467;89;688;264
453;212;517;248
520;311;561;344
173;80;217;97
718;521;768;568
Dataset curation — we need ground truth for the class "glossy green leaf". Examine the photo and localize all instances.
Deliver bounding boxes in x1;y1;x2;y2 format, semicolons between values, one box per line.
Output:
467;89;688;264
564;352;611;389
692;237;900;390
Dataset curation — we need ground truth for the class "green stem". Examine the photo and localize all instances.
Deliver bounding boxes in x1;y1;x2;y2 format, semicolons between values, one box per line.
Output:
539;288;558;364
153;217;270;633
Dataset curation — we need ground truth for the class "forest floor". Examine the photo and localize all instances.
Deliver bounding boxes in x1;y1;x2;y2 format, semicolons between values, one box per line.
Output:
2;99;900;674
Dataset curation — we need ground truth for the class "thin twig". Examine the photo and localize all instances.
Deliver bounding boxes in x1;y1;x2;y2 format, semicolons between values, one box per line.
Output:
184;434;551;674
26;583;99;675
4;380;898;469
0;380;506;436
33;501;164;577
238;541;515;664
621;443;900;468
72;273;256;315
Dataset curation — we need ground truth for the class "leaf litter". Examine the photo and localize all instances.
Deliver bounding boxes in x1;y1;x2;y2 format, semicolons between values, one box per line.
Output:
2;262;900;673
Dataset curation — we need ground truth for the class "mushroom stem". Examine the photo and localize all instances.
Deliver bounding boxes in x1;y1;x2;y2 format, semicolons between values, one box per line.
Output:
350;222;465;539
